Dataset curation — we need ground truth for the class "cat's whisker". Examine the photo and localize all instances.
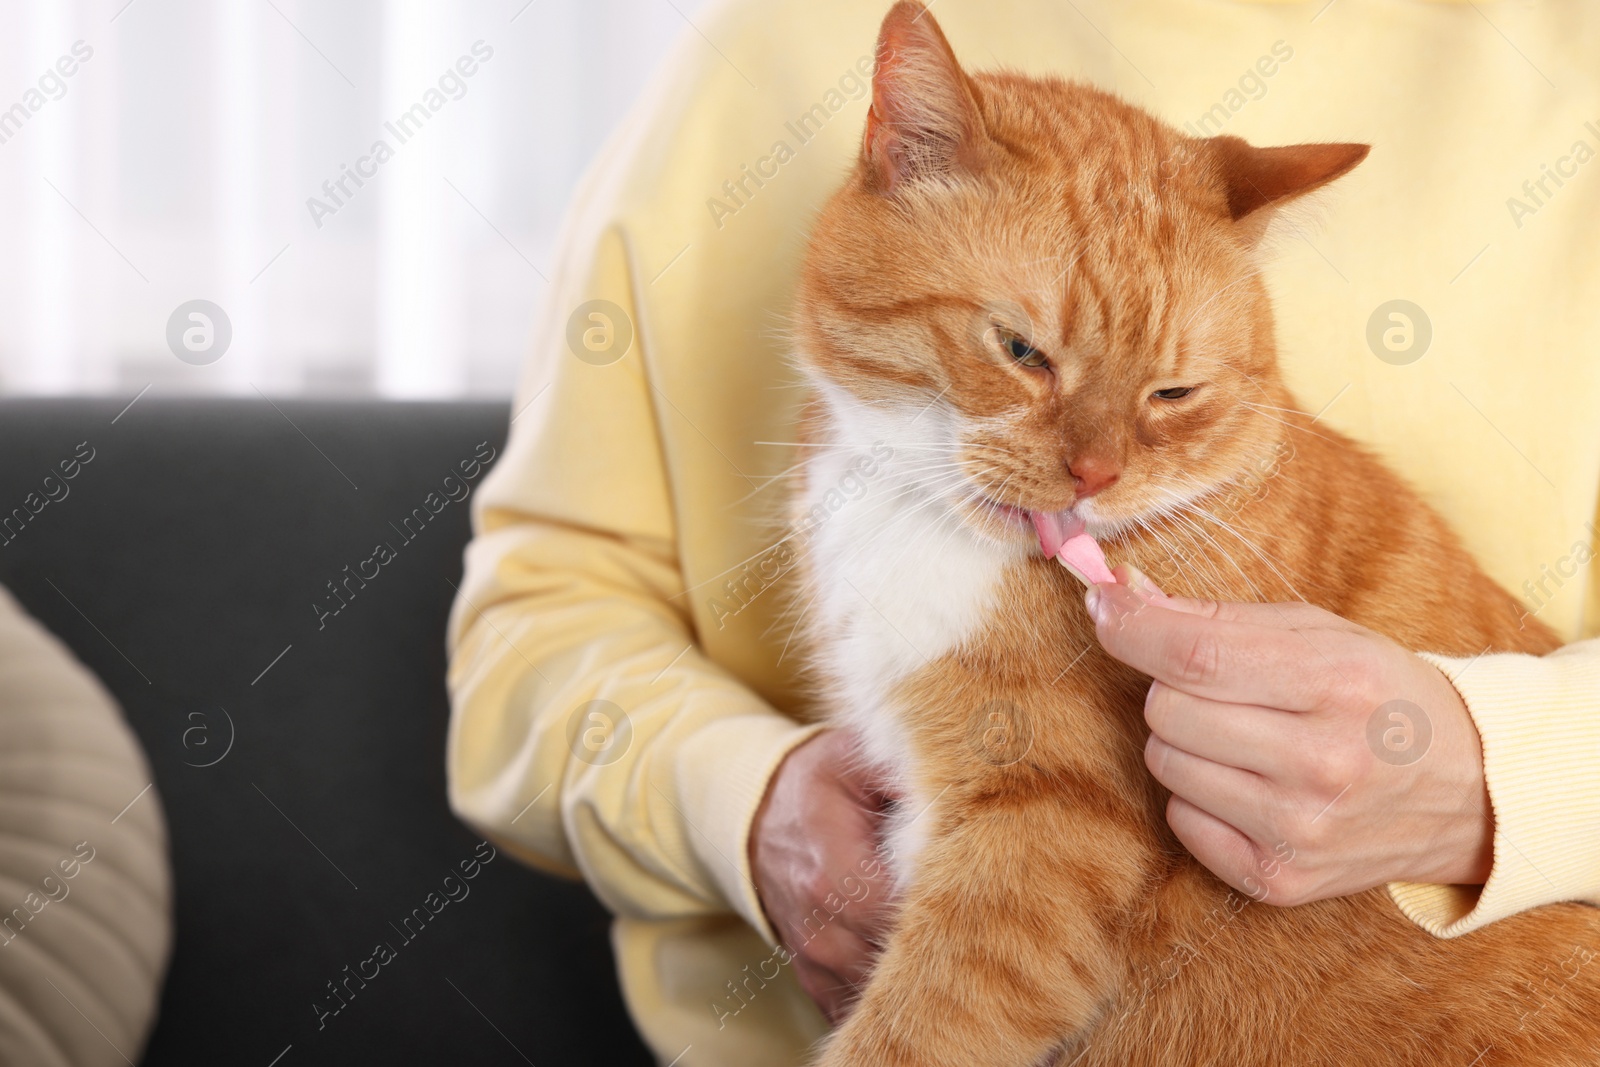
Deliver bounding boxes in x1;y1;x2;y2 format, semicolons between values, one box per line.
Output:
804;467;990;577
1148;487;1282;599
1126;485;1253;598
728;458;828;508
1133;510;1231;600
773;465;997;661
865;468;999;539
1174;499;1309;603
751;440;875;449
1228;401;1307;417
927;471;1018;559
1157;505;1273;603
753;441;998;454
845;470;1001;568
1171;508;1267;601
676;525;811;602
1230;401;1343;446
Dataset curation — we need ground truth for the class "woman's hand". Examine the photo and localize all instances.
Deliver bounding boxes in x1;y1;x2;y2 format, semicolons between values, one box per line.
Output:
750;729;899;1022
1087;571;1493;905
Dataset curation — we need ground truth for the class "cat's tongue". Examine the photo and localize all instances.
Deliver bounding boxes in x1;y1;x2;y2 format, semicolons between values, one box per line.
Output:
1029;510;1116;587
1030;509;1085;557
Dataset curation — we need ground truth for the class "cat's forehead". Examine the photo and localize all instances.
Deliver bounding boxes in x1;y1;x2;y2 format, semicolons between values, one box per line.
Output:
986;205;1209;329
976;228;1242;379
977;75;1183;175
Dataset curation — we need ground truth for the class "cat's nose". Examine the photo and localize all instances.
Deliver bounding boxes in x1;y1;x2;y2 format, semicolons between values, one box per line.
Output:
1067;456;1120;498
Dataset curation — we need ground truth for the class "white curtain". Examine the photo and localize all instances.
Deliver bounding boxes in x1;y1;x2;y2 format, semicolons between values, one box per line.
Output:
0;0;708;398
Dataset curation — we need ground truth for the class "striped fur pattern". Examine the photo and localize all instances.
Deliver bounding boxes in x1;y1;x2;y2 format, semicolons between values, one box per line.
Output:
788;4;1600;1065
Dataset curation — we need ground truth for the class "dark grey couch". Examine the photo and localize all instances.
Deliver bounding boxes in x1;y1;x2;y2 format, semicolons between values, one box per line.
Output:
0;399;654;1066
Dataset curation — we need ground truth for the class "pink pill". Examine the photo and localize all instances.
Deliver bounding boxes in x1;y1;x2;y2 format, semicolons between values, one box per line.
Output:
1030;509;1116;587
1056;532;1115;587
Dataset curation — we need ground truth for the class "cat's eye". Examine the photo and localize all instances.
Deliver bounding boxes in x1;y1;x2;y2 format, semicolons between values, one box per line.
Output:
1004;336;1048;368
1151;386;1196;401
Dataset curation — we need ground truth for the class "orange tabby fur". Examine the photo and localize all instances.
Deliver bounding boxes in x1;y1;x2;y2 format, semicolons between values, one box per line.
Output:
787;5;1600;1065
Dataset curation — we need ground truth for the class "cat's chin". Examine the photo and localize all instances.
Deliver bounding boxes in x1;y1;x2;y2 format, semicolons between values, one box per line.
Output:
956;490;1139;559
955;492;1038;551
957;492;1071;558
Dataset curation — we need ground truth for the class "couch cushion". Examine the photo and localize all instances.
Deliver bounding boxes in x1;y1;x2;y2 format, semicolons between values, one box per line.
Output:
0;584;170;1067
0;399;652;1066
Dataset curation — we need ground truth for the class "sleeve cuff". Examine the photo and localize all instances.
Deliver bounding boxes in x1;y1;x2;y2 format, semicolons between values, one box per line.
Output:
1390;642;1600;937
675;712;826;946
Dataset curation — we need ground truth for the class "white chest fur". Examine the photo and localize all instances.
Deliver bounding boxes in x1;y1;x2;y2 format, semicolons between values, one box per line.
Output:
796;383;1019;876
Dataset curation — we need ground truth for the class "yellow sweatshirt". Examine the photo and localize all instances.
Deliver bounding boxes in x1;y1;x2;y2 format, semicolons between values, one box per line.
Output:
445;1;1600;1062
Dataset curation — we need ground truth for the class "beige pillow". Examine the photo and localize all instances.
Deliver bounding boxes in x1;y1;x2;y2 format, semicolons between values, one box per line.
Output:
0;585;172;1066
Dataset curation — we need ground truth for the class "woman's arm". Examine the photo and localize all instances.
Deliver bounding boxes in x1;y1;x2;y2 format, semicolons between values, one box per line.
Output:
1396;640;1600;935
445;226;820;940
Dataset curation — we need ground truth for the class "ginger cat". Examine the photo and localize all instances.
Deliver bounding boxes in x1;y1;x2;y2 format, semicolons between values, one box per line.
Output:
787;4;1600;1065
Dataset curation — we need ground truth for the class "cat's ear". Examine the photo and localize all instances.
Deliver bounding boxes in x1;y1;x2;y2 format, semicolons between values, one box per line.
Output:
862;1;985;194
1206;136;1369;236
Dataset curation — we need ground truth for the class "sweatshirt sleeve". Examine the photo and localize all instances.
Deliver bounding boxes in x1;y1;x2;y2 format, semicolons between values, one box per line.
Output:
1388;640;1600;936
444;220;820;945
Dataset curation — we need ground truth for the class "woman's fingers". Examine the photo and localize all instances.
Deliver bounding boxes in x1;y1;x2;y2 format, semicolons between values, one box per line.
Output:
1144;734;1282;846
1163;794;1288;901
1089;581;1361;712
1094;582;1496;901
1143;681;1298;776
750;729;902;1023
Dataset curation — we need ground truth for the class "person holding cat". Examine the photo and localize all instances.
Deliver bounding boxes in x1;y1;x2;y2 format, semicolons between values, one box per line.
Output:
446;0;1600;1063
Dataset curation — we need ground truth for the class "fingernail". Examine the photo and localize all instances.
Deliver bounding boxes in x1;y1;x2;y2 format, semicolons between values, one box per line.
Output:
1085;585;1108;624
1124;564;1170;602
